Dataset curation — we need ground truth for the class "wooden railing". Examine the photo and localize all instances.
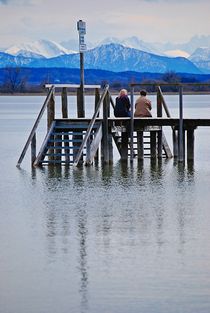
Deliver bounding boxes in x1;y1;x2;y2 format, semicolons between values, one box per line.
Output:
16;84;101;167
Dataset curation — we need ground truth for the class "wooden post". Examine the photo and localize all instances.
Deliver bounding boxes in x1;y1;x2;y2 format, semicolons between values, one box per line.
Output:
121;132;128;160
102;92;109;164
178;85;184;162
137;131;144;160
47;91;55;161
187;128;195;161
47;91;55;130
130;87;134;162
62;87;70;163
77;87;85;118
150;131;157;159
157;87;163;159
157;87;162;117
173;129;178;158
157;130;162;159
31;133;36;165
94;88;100;162
62;87;68;118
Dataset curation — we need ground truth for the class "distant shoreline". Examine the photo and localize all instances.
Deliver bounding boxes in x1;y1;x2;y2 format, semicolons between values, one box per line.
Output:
1;91;210;96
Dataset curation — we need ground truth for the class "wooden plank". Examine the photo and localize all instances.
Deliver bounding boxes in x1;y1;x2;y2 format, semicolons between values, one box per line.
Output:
102;92;109;164
121;132;128;160
45;84;101;89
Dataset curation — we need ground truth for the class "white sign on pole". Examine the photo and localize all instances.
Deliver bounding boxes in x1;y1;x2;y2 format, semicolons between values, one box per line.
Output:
77;20;86;35
79;44;87;52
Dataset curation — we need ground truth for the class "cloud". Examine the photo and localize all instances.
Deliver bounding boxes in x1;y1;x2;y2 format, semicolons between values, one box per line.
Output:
0;0;8;4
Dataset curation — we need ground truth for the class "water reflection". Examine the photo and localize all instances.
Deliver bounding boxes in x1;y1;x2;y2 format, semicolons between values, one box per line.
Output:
18;160;200;313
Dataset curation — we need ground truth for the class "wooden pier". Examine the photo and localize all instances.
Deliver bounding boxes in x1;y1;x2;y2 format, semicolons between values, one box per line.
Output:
16;83;210;167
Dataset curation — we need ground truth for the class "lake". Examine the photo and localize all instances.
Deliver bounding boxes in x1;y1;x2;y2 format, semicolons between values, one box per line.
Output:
0;94;210;313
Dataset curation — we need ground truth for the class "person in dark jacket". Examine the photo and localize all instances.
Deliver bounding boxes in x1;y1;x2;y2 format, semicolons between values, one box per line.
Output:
114;89;131;117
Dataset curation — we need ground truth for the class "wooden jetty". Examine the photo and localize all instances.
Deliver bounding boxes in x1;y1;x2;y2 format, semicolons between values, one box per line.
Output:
16;83;210;167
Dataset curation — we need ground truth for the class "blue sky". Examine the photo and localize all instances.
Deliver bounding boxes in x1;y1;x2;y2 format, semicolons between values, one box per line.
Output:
0;0;210;48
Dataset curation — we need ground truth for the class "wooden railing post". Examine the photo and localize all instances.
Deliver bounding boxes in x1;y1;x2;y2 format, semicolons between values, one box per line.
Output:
62;87;70;163
178;85;184;162
102;91;109;164
130;87;134;162
77;87;85;118
47;90;55;162
31;133;36;165
157;87;163;158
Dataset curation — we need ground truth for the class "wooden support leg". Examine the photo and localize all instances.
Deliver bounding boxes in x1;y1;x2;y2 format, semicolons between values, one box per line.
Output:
31;133;36;165
137;131;144;160
121;132;128;160
150;131;157;159
187;129;195;161
173;129;178;158
157;129;162;159
108;132;113;164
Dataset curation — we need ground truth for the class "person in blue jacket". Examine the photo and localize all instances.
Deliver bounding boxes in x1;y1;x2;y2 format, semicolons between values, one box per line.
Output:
114;89;131;117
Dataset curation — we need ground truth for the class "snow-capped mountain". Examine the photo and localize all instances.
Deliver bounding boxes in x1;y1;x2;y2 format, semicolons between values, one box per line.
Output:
0;43;202;74
5;39;76;58
189;47;210;73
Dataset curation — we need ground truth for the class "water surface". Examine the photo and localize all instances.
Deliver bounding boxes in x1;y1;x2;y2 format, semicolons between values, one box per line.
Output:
0;95;210;313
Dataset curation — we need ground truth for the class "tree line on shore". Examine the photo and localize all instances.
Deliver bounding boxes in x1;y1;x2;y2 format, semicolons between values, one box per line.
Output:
0;67;210;94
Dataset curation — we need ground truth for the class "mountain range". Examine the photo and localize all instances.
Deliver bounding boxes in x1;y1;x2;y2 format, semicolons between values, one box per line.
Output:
0;43;202;74
0;35;210;74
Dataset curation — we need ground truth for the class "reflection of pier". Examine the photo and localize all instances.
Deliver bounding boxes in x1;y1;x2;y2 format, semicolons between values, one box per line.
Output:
17;83;210;167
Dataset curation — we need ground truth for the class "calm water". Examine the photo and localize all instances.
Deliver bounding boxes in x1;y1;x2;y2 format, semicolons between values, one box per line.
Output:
0;95;210;313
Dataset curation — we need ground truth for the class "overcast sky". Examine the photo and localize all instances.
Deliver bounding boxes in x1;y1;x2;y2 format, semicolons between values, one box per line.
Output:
0;0;210;48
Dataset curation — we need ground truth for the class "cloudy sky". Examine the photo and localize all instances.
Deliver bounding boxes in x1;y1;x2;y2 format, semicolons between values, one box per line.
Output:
0;0;210;48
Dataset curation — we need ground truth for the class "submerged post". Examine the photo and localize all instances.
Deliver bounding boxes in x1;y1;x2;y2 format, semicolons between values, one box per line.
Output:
178;85;184;162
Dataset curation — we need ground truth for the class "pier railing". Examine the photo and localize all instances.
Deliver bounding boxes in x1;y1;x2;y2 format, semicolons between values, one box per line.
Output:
16;84;101;167
130;82;210;162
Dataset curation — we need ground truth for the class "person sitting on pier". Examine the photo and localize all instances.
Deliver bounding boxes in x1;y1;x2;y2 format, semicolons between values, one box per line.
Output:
114;89;131;117
134;89;152;117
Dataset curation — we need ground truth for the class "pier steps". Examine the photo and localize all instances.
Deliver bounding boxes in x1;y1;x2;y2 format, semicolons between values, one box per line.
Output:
34;119;102;166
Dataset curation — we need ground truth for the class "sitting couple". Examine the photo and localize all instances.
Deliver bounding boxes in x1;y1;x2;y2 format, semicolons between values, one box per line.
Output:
114;89;152;117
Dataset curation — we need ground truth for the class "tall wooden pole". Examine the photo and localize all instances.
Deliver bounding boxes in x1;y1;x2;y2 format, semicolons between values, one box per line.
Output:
178;85;184;162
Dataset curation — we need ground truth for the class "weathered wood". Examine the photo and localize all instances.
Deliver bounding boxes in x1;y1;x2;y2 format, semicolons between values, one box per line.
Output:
102;92;109;164
178;86;184;162
85;124;103;165
187;129;195;161
77;87;85;118
157;130;162;158
45;84;100;89
162;132;173;158
62;87;68;118
62;87;70;162
137;131;144;160
47;91;55;130
157;86;171;118
33;121;56;166
31;133;36;165
130;86;134;161
47;91;55;161
173;129;178;158
108;132;113;164
73;85;109;166
16;86;55;167
157;88;162;117
121;132;128;160
150;131;157;159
